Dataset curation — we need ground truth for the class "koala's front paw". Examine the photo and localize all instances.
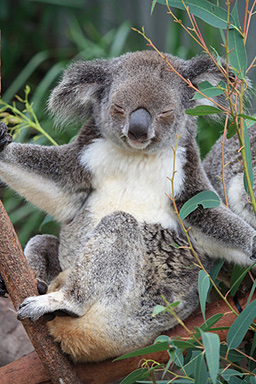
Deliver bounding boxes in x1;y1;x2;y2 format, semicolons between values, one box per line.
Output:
0;122;13;152
17;295;50;321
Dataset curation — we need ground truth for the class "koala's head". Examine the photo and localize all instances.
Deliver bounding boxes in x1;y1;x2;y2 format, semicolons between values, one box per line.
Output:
49;51;229;153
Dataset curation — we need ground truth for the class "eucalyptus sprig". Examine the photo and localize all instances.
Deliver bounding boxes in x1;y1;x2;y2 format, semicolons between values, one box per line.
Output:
0;86;58;147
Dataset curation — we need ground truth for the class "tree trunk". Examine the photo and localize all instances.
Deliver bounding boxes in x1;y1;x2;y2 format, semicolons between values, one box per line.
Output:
0;200;82;384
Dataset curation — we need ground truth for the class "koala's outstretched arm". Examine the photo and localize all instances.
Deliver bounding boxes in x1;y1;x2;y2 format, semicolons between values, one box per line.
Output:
0;123;93;222
176;140;256;265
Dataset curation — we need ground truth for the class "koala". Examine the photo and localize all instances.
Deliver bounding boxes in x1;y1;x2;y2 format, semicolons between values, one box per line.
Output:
204;128;256;230
0;51;256;363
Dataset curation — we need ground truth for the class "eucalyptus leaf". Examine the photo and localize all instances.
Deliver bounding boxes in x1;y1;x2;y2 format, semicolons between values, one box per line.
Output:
227;121;237;139
185;105;224;116
179;190;221;221
155;0;235;29
239;114;256;122
192;81;224;100
194;351;208;384
114;341;169;361
200;313;224;332
172;340;196;349
119;368;149;384
200;330;220;384
198;270;210;321
220;368;243;381
230;264;248;297
243;122;254;194
152;305;166;316
227;300;256;349
228;28;247;79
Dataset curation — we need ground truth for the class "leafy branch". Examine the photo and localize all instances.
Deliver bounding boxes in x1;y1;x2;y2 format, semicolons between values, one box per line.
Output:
0;86;58;147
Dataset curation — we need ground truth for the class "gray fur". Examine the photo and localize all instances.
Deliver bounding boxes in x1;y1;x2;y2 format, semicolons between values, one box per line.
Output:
203;126;256;229
0;51;256;361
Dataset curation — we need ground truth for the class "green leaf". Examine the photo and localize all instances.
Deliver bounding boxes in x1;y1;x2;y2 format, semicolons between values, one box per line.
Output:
169;346;184;368
243;121;254;194
198;270;210;321
114;341;169;361
152;305;166;316
220;345;245;363
179;190;221;221
227;300;256;349
200;330;220;384
220;368;243;381
230;264;248;296
227;121;237;139
185;105;224;116
119;367;149;384
228;28;247;79
194;351;208;384
247;279;256;306
151;0;158;14
210;259;224;282
239;114;256;122
155;0;235;29
183;350;202;376
192;81;224;100
172;340;196;349
200;313;224;332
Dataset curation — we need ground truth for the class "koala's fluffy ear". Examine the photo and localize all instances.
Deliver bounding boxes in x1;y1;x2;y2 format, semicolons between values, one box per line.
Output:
181;55;234;108
48;59;112;126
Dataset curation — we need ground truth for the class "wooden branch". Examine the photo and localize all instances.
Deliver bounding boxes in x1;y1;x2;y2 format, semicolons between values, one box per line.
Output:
1;288;254;384
0;200;83;384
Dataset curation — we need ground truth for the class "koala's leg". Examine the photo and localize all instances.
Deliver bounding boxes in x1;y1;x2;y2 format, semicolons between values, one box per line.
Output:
0;234;60;297
24;235;61;294
17;212;145;322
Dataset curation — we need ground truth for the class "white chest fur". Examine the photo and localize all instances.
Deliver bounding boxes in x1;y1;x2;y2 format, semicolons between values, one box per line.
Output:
80;139;185;229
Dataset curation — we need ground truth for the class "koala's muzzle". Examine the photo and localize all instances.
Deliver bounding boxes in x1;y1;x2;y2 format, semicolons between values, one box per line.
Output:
128;108;151;142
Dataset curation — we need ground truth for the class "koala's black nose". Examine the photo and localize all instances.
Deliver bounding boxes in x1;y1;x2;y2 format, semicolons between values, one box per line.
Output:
128;108;151;142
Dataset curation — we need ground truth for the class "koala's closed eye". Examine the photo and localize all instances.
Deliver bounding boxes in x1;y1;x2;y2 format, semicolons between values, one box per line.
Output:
158;106;174;120
110;104;126;116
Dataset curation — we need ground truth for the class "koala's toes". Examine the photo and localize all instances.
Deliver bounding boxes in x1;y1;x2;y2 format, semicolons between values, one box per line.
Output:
0;122;13;152
17;296;48;321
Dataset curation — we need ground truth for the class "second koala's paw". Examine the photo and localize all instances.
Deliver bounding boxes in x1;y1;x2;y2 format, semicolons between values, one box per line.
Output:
0;122;13;152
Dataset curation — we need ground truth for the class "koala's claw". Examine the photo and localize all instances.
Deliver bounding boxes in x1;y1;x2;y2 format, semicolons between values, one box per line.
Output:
0;274;8;297
17;295;80;322
0;122;12;152
37;280;48;295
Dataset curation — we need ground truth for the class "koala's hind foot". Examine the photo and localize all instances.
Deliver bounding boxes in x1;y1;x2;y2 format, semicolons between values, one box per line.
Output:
24;234;61;292
0;122;12;152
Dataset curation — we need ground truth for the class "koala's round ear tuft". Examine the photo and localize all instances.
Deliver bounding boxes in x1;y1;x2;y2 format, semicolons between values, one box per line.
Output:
181;55;238;110
48;59;114;127
181;55;228;86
